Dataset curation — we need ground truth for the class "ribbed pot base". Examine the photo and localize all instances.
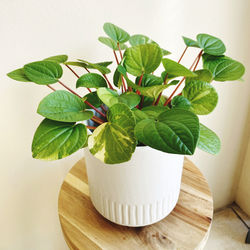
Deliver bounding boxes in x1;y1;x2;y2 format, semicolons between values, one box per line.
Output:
89;189;179;227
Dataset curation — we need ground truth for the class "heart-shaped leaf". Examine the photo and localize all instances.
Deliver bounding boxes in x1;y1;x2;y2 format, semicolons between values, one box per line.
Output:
162;58;197;78
84;91;102;108
32;119;87;160
7;68;31;82
186;69;213;84
124;43;163;76
183;81;218;115
98;37;127;50
103;22;130;43
135;74;163;87
202;54;245;81
76;73;107;88
197;123;220;154
182;36;200;48
37;90;93;122
44;55;68;63
135;109;199;155
24;61;63;85
97;88;140;108
88;122;136;164
171;96;191;110
107;103;136;138
197;33;226;56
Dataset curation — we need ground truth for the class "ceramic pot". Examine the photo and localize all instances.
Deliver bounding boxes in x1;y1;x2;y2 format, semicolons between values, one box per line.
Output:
84;146;184;227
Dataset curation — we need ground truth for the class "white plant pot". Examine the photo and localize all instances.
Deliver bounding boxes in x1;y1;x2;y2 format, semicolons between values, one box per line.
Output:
84;146;184;227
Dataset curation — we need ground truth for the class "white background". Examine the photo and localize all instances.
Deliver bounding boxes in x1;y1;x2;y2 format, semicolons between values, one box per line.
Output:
0;0;249;249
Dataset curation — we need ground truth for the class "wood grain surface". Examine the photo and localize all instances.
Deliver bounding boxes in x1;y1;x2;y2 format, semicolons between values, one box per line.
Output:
58;157;213;250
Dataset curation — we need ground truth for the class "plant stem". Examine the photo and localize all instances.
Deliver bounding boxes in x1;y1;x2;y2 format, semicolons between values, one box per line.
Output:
178;46;188;63
58;80;82;98
163;78;185;106
85;100;106;118
100;105;107;113
86;126;97;130
113;50;119;65
136;74;143;95
102;74;114;90
155;74;168;106
65;64;91;93
47;85;56;91
91;116;104;125
139;95;144;109
192;50;203;71
117;43;123;60
163;50;203;106
84;67;90;73
156;47;187;106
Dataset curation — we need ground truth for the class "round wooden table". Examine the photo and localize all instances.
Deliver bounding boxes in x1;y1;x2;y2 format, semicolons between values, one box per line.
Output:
58;157;213;250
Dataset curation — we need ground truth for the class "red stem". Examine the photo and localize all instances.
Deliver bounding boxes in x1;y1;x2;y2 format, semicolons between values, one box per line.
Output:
178;46;188;63
113;50;119;65
47;85;56;91
102;74;114;90
117;43;123;60
58;80;82;98
100;105;107;113
163;50;203;106
155;74;168;106
192;50;203;71
139;96;144;109
136;74;144;95
85;100;106;118
65;64;91;93
86;126;97;130
91;116;104;125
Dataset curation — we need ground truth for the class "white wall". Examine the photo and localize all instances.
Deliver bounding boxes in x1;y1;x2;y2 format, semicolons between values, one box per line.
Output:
0;0;249;249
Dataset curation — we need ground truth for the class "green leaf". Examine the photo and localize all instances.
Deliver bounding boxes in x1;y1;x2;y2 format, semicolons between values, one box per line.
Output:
202;54;245;81
167;80;179;86
129;34;153;46
143;95;166;107
198;123;221;154
186;69;213;84
113;67;123;88
44;55;68;63
197;33;226;56
162;49;171;56
37;90;93;122
141;106;169;119
103;22;130;43
135;74;163;87
88;122;136;164
84;91;102;108
124;43;163;76
118;92;141;108
182;36;200;48
162;58;197;78
98;37;127;50
77;59;111;74
129;35;171;56
171;96;191;110
183;81;218;115
76;73;107;88
135;109;199;155
97;88;140;108
23;61;63;85
7;68;31;82
107;103;136;138
32;119;87;160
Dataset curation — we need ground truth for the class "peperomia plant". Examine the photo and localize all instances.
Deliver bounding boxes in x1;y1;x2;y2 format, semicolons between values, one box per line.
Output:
7;23;245;164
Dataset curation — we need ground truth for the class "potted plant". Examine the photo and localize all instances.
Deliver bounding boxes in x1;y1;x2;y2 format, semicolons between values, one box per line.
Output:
7;23;245;227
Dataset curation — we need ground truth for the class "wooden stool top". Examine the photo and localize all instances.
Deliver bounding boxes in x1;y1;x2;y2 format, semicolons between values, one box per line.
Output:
58;157;213;250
